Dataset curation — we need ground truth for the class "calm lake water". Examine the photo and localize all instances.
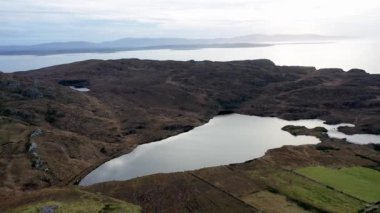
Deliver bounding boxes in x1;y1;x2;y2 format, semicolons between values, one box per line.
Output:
1;40;379;74
80;114;380;186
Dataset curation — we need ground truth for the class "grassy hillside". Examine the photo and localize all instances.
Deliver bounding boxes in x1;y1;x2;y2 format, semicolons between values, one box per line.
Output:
3;188;140;213
296;166;380;203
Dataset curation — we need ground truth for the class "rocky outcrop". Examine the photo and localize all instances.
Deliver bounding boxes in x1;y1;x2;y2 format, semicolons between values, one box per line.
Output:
26;129;46;170
281;125;328;139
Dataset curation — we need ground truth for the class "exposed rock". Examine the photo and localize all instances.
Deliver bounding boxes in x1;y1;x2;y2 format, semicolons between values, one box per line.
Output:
41;205;58;213
26;129;47;170
281;125;328;139
347;68;368;75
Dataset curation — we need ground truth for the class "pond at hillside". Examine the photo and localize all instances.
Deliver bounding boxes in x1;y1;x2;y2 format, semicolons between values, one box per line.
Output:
69;86;90;92
80;114;380;186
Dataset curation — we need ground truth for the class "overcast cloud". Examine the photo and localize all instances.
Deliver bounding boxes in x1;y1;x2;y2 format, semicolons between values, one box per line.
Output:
1;0;380;44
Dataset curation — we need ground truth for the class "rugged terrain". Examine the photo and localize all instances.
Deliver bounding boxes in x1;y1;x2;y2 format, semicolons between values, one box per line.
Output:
0;59;379;212
84;137;380;212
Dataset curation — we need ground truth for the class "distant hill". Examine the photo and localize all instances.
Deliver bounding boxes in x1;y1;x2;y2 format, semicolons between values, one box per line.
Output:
227;34;348;42
0;34;347;55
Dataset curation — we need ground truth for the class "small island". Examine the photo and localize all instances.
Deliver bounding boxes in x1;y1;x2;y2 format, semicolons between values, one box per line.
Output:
282;125;328;139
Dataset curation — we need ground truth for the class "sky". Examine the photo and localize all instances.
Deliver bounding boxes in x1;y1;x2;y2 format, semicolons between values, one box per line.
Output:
1;0;380;45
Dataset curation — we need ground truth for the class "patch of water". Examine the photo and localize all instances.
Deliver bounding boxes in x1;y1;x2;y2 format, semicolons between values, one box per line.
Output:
80;114;380;186
69;86;90;92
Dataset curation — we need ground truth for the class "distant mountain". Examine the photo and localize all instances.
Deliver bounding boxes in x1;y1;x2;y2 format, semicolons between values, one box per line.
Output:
230;34;348;42
0;41;97;55
0;34;347;55
101;38;207;47
101;34;346;47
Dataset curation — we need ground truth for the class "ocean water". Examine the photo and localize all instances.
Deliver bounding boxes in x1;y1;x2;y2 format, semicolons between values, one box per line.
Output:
1;40;379;74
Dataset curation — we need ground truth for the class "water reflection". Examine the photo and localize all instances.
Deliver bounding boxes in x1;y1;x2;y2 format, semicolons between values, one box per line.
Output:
80;114;380;186
1;40;379;74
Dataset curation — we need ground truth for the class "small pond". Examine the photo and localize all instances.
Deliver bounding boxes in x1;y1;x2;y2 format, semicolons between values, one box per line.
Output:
80;114;380;186
69;86;90;92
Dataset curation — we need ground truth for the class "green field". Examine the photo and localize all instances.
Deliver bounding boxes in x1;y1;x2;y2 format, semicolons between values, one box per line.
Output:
296;166;380;203
247;169;366;213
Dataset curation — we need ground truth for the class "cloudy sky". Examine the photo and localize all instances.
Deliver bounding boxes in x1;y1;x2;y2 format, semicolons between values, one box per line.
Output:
1;0;380;44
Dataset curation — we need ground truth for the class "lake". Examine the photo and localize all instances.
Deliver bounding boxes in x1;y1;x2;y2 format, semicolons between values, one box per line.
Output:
1;40;379;74
79;114;380;186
